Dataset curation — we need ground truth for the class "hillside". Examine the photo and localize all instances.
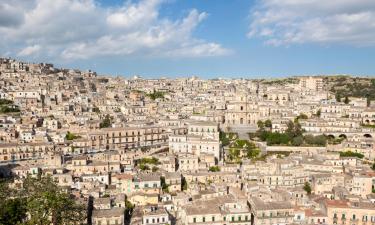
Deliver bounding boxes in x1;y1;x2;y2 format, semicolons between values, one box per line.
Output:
325;76;375;105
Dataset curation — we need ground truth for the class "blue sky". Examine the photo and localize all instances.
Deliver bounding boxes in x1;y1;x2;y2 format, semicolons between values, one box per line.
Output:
1;0;375;78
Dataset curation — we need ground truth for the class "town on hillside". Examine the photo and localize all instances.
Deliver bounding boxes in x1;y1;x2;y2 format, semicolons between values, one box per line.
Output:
1;57;375;225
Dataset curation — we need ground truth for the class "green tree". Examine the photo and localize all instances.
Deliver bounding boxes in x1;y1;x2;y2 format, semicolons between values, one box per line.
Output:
292;136;304;146
160;177;169;192
303;182;312;195
1;176;86;225
99;114;112;128
0;198;27;225
181;177;188;191
22;176;86;225
266;132;290;145
0;180;27;225
264;119;272;128
336;93;341;102
257;120;264;129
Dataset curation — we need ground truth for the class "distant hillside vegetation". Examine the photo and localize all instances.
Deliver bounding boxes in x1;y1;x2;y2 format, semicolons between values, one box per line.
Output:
325;76;375;105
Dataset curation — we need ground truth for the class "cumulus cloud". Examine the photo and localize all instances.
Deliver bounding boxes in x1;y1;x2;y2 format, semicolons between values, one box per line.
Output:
248;0;375;46
18;45;41;56
0;0;230;60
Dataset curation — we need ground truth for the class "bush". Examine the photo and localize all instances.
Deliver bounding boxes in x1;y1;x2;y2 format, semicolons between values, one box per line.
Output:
264;119;272;128
209;166;220;172
65;131;80;140
0;99;13;105
304;134;326;146
0;105;20;114
139;164;150;171
339;151;364;159
292;136;304;146
266;132;290;145
139;157;159;165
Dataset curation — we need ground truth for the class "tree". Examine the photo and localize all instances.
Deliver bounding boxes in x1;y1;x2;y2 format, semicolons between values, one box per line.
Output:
219;132;230;146
292;136;304;146
257;120;264;129
303;182;312;195
336;93;341;102
314;135;327;146
344;96;350;104
99;114;112;128
286;120;302;139
264;119;272;128
298;113;308;120
316;109;321;117
181;177;188;191
22;176;86;225
0;180;27;225
266;132;290;145
247;147;260;159
304;134;327;146
1;176;86;225
125;200;134;220
160;177;169;192
0;198;27;225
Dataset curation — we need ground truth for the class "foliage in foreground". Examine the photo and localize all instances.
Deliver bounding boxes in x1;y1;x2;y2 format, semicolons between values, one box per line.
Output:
0;176;86;225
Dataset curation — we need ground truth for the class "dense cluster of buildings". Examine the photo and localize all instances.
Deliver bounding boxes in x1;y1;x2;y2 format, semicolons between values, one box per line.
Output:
1;57;375;225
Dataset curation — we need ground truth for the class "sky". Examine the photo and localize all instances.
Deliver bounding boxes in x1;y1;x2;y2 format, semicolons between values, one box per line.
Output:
1;0;375;78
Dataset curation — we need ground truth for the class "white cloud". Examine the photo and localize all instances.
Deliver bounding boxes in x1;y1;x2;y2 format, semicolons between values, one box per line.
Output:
0;0;230;60
248;0;375;46
18;45;41;56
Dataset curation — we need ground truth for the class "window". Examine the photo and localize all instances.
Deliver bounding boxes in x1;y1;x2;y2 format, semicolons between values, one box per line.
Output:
202;217;205;222
193;218;196;223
